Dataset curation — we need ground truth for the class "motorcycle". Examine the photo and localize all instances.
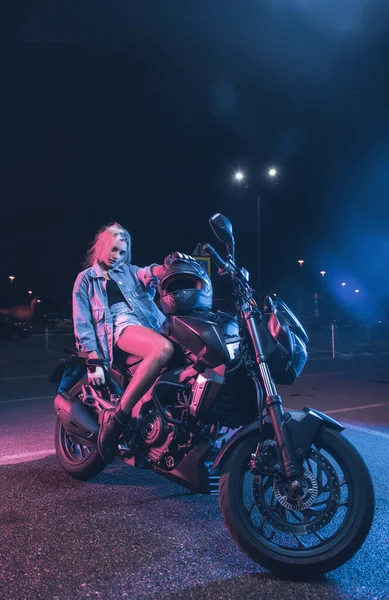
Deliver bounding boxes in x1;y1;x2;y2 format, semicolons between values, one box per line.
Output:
51;213;374;579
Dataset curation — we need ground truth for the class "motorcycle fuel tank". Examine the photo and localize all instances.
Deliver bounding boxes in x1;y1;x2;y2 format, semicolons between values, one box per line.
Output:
165;314;230;369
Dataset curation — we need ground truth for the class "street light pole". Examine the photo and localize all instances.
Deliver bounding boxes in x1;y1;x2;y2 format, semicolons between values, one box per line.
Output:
8;275;15;304
257;192;261;296
234;168;278;298
297;260;304;318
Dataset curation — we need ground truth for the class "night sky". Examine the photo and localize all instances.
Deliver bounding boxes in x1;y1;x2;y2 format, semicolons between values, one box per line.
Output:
2;0;389;314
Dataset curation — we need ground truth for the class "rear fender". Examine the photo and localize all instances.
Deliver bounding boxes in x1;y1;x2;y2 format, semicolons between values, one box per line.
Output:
51;353;123;396
210;407;344;475
50;354;87;393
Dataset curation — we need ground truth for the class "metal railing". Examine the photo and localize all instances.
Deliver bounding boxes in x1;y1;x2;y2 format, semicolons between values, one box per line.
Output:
307;322;389;358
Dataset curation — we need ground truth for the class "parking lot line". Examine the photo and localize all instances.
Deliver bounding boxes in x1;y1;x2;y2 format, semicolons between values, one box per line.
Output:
302;367;389;377
324;403;387;414
1;422;388;464
0;449;55;465
0;395;53;404
344;423;389;440
1;364;388;385
0;374;48;381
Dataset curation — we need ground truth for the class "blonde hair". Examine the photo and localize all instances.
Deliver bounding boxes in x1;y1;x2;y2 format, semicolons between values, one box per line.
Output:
83;222;132;268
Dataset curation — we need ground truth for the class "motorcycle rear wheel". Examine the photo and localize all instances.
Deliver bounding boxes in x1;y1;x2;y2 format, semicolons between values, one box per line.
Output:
219;426;375;578
55;378;106;480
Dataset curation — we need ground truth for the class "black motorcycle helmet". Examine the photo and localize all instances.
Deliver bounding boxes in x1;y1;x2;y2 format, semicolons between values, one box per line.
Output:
158;256;213;315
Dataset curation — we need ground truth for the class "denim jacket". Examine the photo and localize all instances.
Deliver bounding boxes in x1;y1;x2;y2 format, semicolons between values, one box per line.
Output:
72;262;166;367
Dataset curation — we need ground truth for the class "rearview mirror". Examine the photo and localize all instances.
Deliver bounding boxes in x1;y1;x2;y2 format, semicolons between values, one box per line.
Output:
209;213;235;260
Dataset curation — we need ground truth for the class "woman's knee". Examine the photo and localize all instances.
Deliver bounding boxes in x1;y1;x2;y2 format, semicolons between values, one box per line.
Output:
117;325;173;365
155;337;174;365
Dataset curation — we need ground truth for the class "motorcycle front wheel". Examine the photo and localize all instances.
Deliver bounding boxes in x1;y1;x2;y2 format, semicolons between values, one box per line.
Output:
54;377;106;480
219;426;375;579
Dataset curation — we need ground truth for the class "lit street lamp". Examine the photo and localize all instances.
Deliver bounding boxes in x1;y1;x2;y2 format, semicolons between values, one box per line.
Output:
320;271;326;277
341;282;346;287
9;275;15;284
297;260;305;317
28;290;33;294
234;166;279;294
355;289;360;294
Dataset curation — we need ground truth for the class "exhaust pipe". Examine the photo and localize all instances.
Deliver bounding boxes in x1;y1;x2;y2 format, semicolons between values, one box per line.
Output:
54;392;99;445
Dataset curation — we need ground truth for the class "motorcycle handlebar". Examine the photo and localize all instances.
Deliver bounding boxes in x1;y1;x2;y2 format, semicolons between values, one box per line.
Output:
202;243;227;270
203;236;258;309
202;243;255;305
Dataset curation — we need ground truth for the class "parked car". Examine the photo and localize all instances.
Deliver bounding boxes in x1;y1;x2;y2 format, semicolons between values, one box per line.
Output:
45;313;73;331
0;315;31;340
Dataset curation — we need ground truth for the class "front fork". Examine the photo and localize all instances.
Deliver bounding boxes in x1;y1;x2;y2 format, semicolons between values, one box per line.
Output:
245;314;301;481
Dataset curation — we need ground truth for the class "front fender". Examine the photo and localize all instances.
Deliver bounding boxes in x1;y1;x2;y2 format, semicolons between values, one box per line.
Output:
210;407;344;476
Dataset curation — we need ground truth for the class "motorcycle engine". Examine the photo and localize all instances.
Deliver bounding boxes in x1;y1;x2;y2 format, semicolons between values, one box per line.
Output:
139;401;199;470
140;408;178;466
141;409;173;447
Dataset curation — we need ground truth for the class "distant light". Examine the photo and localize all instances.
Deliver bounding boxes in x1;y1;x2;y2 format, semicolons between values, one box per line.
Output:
268;168;277;177
298;260;304;266
273;293;277;296
341;282;346;287
37;299;41;303
28;290;33;294
9;275;15;281
355;289;360;294
320;271;326;277
234;171;244;181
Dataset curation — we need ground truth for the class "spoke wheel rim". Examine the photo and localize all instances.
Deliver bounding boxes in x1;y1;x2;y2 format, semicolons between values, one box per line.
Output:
60;425;94;463
59;390;95;464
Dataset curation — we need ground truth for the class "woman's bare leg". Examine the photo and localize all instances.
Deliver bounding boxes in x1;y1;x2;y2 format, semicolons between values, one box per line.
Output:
98;325;173;462
116;325;174;416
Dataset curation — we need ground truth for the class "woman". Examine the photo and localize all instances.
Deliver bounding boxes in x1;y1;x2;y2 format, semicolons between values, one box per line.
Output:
72;222;174;463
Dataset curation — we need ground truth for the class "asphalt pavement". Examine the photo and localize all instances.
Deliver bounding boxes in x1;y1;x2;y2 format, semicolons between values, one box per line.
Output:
0;335;388;599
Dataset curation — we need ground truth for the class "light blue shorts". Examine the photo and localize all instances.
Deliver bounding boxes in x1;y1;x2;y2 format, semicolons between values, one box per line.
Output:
110;302;160;345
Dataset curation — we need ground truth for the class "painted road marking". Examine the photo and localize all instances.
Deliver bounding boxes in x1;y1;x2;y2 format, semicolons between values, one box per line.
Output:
1;365;388;385
324;403;387;415
302;368;389;377
344;423;389;440
1;422;388;465
309;352;389;361
0;374;48;381
0;449;55;465
284;402;387;416
0;423;388;466
0;395;53;404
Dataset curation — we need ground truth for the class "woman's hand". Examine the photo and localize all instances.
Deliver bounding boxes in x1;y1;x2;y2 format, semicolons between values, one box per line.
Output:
87;365;105;387
163;252;192;267
152;253;194;281
151;264;167;279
